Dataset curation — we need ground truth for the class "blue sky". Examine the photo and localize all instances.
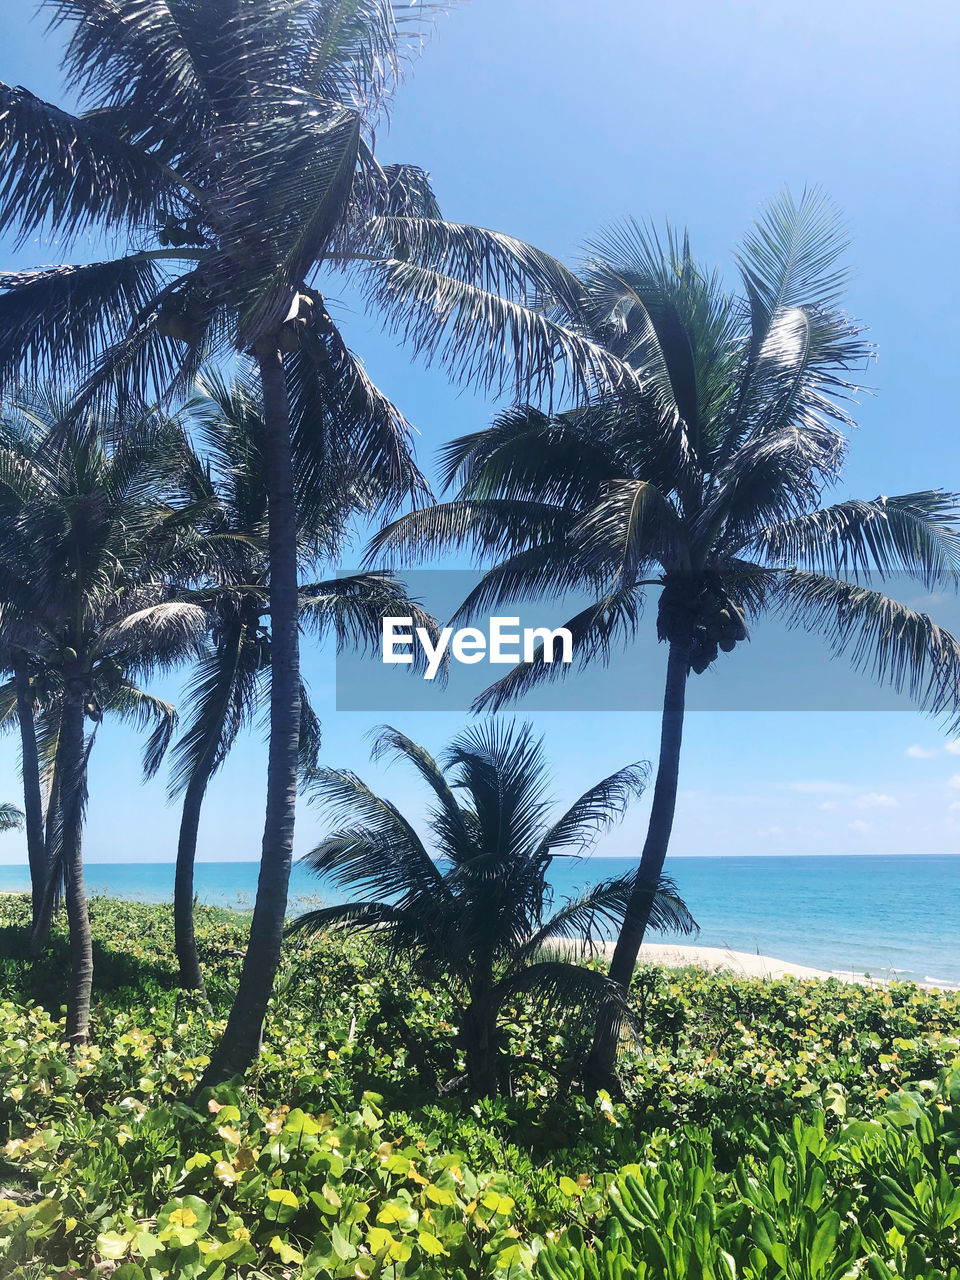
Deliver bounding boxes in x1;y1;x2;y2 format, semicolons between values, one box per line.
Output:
1;0;960;869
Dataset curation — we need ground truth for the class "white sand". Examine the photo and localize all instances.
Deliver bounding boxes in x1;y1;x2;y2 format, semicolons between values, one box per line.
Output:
561;940;833;980
633;942;833;980
550;940;957;990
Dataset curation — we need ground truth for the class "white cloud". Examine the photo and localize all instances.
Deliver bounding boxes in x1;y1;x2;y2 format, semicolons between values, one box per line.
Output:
856;793;898;809
949;801;960;813
906;744;938;759
819;801;840;811
788;780;851;795
848;819;872;834
948;774;960;790
946;741;960;755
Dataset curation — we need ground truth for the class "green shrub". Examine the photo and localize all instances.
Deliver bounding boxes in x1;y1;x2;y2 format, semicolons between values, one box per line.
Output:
0;896;958;1278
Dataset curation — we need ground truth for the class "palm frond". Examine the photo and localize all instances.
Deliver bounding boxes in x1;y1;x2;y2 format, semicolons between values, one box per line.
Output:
572;478;684;583
285;327;429;518
286;899;403;940
443;721;552;867
753;493;960;587
775;570;960;730
363;258;638;404
0;82;179;246
168;626;265;797
581;218;739;452
440;404;622;507
494;959;629;1023
536;765;649;857
102;678;177;779
298;572;438;676
301;766;449;904
366;498;575;568
48;0;219;149
368;724;472;857
298;678;322;777
98;600;207;665
0;801;24;832
358;216;588;317
472;586;646;713
0;256;171;393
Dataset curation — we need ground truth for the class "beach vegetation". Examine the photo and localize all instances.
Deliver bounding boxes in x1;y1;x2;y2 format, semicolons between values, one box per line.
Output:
0;897;958;1279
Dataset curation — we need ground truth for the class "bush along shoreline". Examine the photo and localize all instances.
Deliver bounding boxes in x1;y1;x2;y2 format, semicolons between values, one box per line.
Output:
1;897;959;1279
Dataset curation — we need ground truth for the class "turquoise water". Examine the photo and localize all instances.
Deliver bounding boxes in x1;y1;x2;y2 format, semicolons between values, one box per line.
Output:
1;854;957;986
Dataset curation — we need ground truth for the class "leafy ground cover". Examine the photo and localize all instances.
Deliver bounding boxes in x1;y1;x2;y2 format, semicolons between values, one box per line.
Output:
0;896;958;1279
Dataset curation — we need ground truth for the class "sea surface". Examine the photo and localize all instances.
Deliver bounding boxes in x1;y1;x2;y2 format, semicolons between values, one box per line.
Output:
1;854;957;986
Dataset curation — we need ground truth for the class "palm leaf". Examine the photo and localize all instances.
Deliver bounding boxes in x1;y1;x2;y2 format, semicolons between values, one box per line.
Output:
753;493;960;587
0;256;170;393
0;82;179;245
472;586;647;713
301;766;450;904
363;258;638;404
775;570;960;730
0;801;24;832
535;764;649;857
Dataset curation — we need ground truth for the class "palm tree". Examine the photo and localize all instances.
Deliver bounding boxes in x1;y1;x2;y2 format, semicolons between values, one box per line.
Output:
0;1;623;1083
370;191;960;1091
0;398;209;1040
289;722;695;1097
169;372;437;990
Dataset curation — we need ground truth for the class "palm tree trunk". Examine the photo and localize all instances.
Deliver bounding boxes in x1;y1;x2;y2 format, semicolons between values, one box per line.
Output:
31;712;63;952
201;344;301;1086
175;625;244;992
463;1001;500;1099
15;662;46;935
174;768;210;991
59;693;92;1045
584;637;691;1096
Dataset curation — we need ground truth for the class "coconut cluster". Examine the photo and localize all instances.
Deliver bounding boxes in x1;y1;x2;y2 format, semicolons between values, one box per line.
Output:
657;575;749;675
155;289;210;345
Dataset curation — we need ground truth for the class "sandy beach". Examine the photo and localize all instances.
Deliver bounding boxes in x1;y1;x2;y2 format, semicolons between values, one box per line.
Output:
550;939;959;990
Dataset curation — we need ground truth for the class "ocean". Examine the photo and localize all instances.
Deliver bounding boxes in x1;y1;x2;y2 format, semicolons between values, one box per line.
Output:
1;854;957;986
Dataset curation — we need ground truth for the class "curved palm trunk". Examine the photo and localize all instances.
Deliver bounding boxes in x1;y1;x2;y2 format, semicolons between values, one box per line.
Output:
201;345;301;1086
585;638;691;1096
15;662;46;938
174;768;211;991
59;693;92;1045
175;626;245;992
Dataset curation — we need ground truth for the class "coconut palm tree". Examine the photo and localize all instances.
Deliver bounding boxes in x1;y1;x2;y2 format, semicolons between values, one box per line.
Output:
370;191;960;1091
0;398;210;1040
0;1;627;1082
289;722;695;1097
169;372;437;990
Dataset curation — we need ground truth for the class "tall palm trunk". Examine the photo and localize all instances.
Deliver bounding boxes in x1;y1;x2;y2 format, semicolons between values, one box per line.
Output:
15;662;46;936
201;345;301;1086
175;626;244;991
174;768;211;991
59;692;93;1044
585;638;690;1095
